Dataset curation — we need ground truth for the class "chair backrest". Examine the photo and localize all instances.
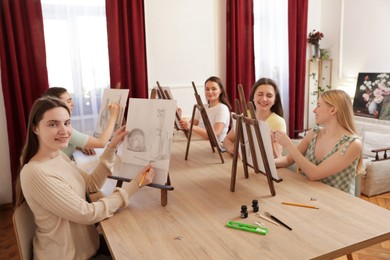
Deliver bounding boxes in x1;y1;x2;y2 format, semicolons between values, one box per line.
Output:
13;201;36;260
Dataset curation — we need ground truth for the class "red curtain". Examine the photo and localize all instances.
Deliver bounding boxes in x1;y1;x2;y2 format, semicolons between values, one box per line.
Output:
288;0;308;137
0;0;49;200
226;0;255;111
105;0;148;98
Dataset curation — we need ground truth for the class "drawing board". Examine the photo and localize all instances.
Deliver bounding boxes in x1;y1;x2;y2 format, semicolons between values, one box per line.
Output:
94;88;129;137
233;115;280;181
118;98;177;185
152;83;185;134
248;120;280;181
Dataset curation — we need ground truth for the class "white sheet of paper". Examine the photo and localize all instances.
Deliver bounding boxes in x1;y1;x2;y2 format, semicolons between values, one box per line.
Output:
232;114;279;180
250;120;279;180
94;88;129;137
118;98;177;185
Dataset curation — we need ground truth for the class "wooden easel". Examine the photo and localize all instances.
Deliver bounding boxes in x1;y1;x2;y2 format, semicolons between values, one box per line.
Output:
230;85;281;196
107;175;173;206
152;82;189;139
230;84;255;191
244;102;276;196
185;81;224;163
108;94;175;207
230;102;248;191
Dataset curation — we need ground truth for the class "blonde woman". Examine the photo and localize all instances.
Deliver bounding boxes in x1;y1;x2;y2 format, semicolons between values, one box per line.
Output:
274;89;362;194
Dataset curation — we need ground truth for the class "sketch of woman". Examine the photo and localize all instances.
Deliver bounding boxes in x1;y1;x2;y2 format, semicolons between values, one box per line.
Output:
100;98;110;130
150;109;165;160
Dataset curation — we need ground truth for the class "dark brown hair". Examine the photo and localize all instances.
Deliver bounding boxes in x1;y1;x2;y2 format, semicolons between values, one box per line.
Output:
205;76;232;111
42;87;68;99
249;77;284;117
15;96;70;207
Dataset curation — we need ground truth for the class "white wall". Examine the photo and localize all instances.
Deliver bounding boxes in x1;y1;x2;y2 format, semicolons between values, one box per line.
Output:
144;0;226;117
338;0;390;94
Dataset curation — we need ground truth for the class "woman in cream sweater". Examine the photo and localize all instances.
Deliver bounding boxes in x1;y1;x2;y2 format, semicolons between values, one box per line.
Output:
15;96;155;259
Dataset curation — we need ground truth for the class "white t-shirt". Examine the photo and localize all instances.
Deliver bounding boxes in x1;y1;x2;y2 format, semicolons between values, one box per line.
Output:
194;103;230;142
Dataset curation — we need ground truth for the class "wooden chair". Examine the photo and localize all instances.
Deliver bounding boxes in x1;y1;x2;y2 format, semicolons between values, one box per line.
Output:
13;201;37;260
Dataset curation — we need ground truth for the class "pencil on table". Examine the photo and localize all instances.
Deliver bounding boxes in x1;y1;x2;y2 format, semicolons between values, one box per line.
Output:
281;202;319;209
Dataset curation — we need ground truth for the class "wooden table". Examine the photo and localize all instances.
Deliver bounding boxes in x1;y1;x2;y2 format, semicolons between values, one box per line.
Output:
99;131;390;260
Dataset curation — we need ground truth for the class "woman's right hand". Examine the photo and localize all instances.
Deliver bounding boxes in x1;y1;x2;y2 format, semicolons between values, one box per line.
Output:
274;130;293;149
135;164;155;188
108;125;128;149
179;119;189;130
108;102;120;120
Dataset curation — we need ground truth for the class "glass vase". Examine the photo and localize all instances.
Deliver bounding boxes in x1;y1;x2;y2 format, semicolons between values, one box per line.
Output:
311;44;320;58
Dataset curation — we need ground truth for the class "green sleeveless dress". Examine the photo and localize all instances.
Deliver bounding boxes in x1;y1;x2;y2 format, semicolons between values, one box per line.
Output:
304;126;359;194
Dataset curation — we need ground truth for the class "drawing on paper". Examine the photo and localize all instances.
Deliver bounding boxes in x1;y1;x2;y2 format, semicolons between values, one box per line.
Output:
94;88;129;137
118;98;177;185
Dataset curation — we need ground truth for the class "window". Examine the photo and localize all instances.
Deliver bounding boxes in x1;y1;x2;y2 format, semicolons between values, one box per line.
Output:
253;0;289;127
41;0;109;135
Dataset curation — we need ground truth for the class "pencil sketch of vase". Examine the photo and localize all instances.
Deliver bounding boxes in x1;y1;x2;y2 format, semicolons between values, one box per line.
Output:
150;109;166;160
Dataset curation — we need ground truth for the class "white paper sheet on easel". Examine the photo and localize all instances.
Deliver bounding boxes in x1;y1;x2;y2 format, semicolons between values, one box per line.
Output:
152;86;183;131
94;88;129;137
117;98;177;185
232;114;254;167
250;120;279;180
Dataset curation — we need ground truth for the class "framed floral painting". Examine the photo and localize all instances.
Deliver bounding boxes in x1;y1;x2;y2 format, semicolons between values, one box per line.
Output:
353;73;390;120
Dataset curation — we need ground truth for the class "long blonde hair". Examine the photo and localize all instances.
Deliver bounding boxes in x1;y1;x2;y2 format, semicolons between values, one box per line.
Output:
321;89;363;173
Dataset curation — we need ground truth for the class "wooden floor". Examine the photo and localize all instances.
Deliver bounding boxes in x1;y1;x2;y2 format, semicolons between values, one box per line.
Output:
1;192;389;259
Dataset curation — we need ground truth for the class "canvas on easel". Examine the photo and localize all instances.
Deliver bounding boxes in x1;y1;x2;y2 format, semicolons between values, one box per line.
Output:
230;85;281;196
230;111;249;191
230;84;257;191
184;81;224;163
246;103;281;181
152;81;189;138
117;98;177;187
94;88;129;137
245;103;282;196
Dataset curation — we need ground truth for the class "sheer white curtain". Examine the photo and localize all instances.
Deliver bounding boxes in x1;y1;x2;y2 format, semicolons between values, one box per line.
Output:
253;0;289;129
41;0;110;135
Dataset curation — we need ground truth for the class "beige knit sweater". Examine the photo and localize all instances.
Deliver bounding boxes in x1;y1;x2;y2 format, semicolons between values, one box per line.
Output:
21;147;139;260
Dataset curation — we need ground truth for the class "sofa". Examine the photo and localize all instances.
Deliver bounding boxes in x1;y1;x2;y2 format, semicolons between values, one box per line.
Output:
355;116;390;197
